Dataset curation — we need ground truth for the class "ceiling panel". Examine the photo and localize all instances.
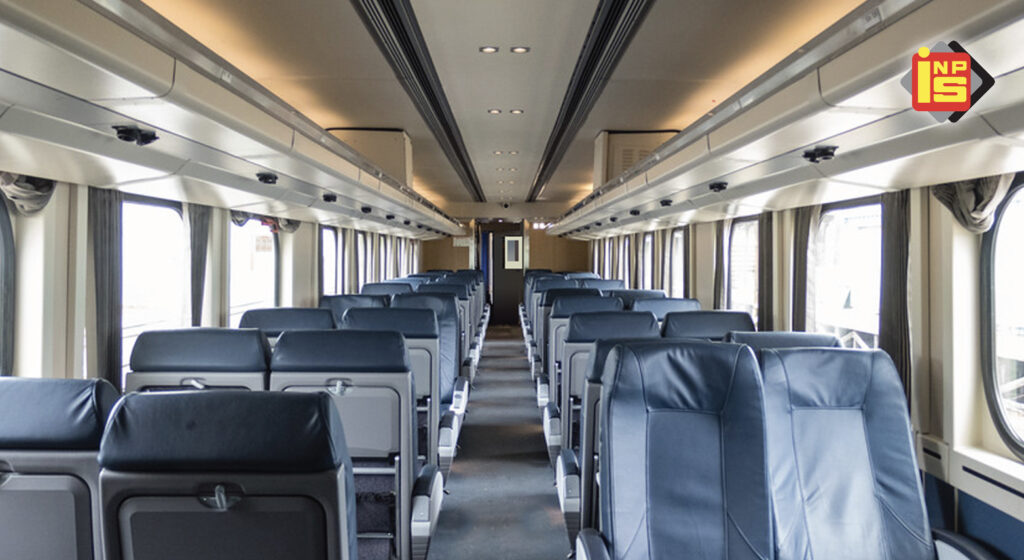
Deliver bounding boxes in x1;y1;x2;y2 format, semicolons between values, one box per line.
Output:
142;0;472;205
539;0;864;203
411;0;599;204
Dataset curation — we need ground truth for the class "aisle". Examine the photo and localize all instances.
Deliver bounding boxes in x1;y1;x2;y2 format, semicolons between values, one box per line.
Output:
427;326;569;559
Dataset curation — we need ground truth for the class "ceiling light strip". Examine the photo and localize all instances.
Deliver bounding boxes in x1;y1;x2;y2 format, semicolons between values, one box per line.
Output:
350;0;487;202
526;0;655;202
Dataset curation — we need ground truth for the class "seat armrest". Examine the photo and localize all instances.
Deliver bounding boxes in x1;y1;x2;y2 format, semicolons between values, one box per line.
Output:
576;529;611;560
411;464;444;560
438;410;461;481
558;448;579;477
933;529;999;560
450;376;470;415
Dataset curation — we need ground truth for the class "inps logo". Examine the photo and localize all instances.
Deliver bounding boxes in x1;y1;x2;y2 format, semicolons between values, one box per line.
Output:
901;41;995;123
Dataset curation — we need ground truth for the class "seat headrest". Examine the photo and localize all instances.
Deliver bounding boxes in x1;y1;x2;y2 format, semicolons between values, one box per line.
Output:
632;297;702;318
533;279;578;292
602;340;760;412
361;282;413;296
319;294;389;325
567;311;660;343
99;391;348;473
662;311;755;340
130;328;271;373
551;295;624;318
564;272;600;279
726;331;841;354
579;278;625;291
390;277;428;288
272;330;409;373
541;288;602;307
427;269;453;274
0;378;119;450
391;293;458;319
761;348;900;408
585;336;664;383
606;289;667;307
417;283;470;299
238;308;336;337
342;308;438;338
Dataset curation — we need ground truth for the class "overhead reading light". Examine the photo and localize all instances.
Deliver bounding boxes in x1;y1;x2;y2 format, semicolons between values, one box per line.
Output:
709;181;728;193
629;209;641;216
660;199;672;207
256;172;278;185
479;46;499;53
403;219;411;226
360;206;372;214
510;109;524;115
609;217;618;222
510;46;530;54
385;214;395;220
802;145;838;164
322;192;337;203
488;108;502;114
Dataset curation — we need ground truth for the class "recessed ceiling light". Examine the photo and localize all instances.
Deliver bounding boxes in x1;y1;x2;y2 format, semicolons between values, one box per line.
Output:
487;108;501;115
509;181;515;184
510;46;530;54
510;109;524;115
479;46;499;54
498;180;504;184
509;150;519;155
509;168;517;172
493;150;503;155
496;167;504;171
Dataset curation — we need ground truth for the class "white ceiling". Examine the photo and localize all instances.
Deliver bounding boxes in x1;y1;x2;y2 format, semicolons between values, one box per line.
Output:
142;0;864;214
142;0;472;205
411;0;598;205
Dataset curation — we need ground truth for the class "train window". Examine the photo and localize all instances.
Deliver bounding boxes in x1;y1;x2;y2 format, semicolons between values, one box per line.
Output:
619;236;631;286
229;219;277;327
670;228;688;297
121;201;187;374
322;226;338;295
641;232;654;289
812;203;881;348
728;218;759;323
356;231;368;289
985;184;1024;456
603;239;612;278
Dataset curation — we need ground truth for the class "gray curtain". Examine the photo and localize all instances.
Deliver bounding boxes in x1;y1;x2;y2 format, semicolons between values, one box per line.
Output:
230;210;252;226
757;212;774;331
187;204;212;326
0;172;56;215
880;190;911;398
0;194;15;376
89;187;123;389
932;173;1014;233
278;218;301;234
713;221;727;309
792;205;821;331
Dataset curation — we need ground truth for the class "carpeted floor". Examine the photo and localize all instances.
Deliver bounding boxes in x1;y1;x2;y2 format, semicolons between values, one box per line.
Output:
427;326;570;559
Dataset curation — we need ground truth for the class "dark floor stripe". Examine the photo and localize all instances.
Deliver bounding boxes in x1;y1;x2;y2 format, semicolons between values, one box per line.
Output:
427;326;569;559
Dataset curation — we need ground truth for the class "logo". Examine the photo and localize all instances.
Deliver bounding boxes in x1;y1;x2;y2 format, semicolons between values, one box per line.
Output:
900;41;995;123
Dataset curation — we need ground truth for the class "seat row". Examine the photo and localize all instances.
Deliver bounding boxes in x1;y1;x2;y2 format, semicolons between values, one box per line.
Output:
572;339;996;560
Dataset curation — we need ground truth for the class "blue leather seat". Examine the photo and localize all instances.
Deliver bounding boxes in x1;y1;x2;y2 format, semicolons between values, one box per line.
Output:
605;289;666;309
341;307;443;467
631;297;701;319
661;310;755;340
270;330;443;560
390;277;429;289
576;340;772;560
551;295;624;318
126;328;272;392
0;377;120;559
98;390;357;560
565;311;661;345
362;282;414;296
320;294;389;325
579;278;625;291
761;348;990;560
564;272;600;279
239;307;336;337
417;283;473;362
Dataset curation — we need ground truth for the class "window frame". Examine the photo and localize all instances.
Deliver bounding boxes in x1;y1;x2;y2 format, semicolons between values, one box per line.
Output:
670;226;690;298
726;215;759;313
641;232;654;289
981;179;1024;461
320;225;338;297
228;217;280;326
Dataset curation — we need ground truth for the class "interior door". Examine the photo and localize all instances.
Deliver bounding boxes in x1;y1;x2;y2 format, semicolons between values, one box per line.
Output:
480;222;524;326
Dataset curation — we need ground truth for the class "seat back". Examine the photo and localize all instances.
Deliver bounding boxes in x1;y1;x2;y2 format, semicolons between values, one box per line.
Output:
389;277;428;289
606;289;666;309
0;378;119;560
98;390;356;560
564;272;600;279
270;330;416;560
361;282;414;296
239;308;336;338
525;273;563;321
761;348;933;560
662;310;755;340
631;297;701;320
320;294;390;325
539;288;602;376
599;340;771;559
391;293;460;405
126;328;271;392
530;278;579;347
417;283;471;361
726;331;840;364
340;307;440;465
579;278;625;291
550;296;624;387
